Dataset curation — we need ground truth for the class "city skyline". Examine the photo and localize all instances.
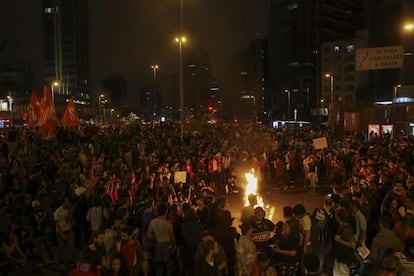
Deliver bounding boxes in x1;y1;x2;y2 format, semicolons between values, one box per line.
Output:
0;0;269;94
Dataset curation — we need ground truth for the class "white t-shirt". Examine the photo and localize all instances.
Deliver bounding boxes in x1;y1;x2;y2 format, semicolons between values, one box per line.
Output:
54;206;72;233
299;214;312;245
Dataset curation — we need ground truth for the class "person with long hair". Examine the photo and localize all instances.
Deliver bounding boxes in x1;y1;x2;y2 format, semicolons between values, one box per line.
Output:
393;213;414;249
383;198;402;227
194;239;219;276
235;223;256;276
106;253;130;276
271;220;301;275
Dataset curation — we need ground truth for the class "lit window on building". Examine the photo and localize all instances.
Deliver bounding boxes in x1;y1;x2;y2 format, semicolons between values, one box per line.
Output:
288;4;298;10
44;8;54;13
0;102;7;111
346;45;354;53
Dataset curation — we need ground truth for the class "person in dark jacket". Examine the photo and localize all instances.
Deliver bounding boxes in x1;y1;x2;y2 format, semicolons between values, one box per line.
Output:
195;239;219;276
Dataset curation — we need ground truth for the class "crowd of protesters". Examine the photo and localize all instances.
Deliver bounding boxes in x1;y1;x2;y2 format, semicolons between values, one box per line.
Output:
1;121;414;275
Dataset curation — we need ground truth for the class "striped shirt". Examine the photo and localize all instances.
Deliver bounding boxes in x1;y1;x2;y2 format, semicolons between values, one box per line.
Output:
394;251;414;275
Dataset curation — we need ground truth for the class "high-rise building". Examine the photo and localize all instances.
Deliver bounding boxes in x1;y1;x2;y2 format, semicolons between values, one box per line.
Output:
42;0;90;117
320;40;358;104
183;47;211;114
236;39;269;123
0;38;34;117
208;78;221;110
268;0;365;121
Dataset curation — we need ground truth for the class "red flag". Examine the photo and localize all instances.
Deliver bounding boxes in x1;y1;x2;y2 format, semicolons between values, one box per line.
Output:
37;84;57;135
40;84;52;112
26;89;41;129
61;97;80;127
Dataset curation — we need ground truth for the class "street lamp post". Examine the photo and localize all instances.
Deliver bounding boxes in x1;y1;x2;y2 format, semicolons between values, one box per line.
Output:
7;95;12;124
151;65;159;117
175;36;186;141
325;74;334;133
284;89;291;120
401;22;414;85
98;94;104;125
252;95;256;123
51;81;59;103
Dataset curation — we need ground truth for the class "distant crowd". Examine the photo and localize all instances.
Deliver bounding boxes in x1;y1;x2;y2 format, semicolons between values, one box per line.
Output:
1;122;414;275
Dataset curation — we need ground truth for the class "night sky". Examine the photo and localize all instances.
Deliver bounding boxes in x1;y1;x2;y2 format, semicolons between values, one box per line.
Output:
0;0;269;93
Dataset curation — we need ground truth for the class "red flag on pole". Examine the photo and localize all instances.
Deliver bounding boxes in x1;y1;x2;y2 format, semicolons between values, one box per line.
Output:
26;89;42;129
37;84;57;135
61;97;80;127
40;84;52;112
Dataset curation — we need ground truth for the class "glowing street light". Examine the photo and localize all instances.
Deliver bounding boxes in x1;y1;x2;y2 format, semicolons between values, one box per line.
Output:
175;36;186;141
404;23;414;32
51;81;59;103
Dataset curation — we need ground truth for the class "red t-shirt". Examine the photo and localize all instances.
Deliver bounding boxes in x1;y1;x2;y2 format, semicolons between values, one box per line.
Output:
120;240;144;271
393;222;414;248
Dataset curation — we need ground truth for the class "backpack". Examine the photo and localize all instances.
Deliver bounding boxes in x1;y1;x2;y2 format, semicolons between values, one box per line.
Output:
310;208;332;243
335;223;358;266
